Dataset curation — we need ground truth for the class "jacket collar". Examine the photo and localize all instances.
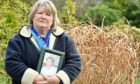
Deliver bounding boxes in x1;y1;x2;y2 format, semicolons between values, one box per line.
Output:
19;25;64;38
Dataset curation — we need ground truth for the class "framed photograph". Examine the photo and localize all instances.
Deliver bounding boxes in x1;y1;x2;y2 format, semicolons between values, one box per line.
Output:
37;47;65;76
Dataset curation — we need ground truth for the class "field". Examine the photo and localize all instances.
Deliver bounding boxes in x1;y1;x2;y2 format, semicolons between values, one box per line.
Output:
0;24;140;84
68;24;140;84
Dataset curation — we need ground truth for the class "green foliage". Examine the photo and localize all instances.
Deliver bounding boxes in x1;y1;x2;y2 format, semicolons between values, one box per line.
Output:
0;0;30;83
135;77;140;84
81;4;122;26
81;0;140;27
110;20;140;42
0;56;11;84
125;3;140;27
106;0;140;27
59;0;77;24
0;0;30;50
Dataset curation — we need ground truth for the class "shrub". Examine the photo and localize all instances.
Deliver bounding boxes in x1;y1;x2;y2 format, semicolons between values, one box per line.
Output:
0;0;30;83
80;4;122;26
59;0;77;24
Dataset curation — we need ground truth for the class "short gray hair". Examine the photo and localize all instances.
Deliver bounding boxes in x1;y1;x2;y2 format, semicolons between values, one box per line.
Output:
28;0;60;31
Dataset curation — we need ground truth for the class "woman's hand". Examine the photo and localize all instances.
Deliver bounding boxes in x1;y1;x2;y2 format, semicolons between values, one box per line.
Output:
33;75;47;84
43;75;60;84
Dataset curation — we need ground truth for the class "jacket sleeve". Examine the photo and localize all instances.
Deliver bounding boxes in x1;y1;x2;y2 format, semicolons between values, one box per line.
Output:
56;35;82;84
5;38;28;82
5;37;39;84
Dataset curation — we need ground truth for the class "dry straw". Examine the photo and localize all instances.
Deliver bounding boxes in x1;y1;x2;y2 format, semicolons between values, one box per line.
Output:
68;24;140;84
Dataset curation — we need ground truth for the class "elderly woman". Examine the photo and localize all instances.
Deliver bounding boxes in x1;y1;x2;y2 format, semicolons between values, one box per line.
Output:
5;0;82;84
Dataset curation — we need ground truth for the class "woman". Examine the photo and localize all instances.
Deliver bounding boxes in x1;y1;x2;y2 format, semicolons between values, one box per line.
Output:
5;0;82;84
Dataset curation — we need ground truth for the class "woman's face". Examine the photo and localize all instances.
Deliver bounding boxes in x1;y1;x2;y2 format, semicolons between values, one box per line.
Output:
33;5;53;32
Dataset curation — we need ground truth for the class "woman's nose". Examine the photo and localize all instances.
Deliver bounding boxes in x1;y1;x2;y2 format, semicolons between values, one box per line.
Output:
42;13;47;18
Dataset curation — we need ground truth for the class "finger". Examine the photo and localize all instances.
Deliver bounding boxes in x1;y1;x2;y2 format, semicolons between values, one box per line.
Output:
36;81;48;84
41;74;49;81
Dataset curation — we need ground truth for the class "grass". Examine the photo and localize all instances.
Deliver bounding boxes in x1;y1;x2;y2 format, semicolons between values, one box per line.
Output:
135;77;140;84
69;25;140;84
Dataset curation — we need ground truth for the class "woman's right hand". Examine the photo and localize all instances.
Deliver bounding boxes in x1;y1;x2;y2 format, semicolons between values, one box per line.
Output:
33;75;47;84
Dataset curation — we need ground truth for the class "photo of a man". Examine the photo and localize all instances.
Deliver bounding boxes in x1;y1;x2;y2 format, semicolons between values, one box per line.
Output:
40;53;60;76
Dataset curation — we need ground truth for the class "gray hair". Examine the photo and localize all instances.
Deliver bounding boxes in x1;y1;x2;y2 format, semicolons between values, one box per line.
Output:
28;0;60;31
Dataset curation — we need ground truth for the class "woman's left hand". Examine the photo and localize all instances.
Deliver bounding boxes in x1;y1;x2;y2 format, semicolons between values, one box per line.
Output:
43;75;60;84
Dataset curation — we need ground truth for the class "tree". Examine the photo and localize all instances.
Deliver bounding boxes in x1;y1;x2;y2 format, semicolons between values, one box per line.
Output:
0;0;30;83
59;0;77;24
80;0;140;27
80;4;122;26
106;0;140;27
